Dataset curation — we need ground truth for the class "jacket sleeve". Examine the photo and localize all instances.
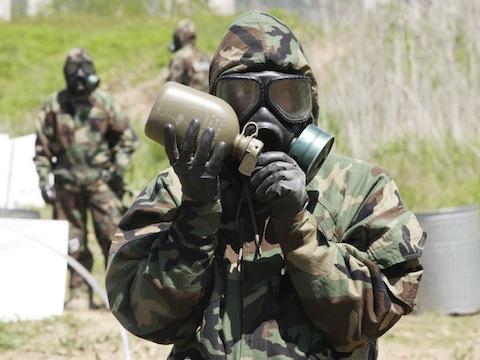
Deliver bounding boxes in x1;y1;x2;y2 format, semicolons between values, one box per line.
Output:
105;168;221;345
33;98;55;188
105;96;138;175
167;52;190;85
273;157;426;354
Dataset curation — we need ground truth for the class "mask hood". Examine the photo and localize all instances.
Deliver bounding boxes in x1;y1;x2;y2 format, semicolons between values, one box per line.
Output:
63;47;96;76
209;10;319;123
170;19;196;52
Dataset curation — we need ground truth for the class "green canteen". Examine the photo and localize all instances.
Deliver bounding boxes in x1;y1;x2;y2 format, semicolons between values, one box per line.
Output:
145;82;263;176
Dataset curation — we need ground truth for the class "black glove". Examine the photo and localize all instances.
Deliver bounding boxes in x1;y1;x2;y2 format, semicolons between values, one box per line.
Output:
250;151;309;219
40;185;56;204
108;172;125;199
164;119;227;202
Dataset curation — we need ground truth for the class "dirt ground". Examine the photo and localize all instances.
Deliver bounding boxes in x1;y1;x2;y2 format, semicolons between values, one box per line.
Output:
1;306;479;360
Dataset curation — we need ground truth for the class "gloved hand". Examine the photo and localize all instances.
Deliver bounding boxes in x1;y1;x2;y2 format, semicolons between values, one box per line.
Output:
250;151;309;218
40;185;56;204
164;119;227;202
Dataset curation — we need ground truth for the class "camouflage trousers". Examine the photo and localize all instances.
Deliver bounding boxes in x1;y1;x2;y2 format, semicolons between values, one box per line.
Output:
53;179;123;290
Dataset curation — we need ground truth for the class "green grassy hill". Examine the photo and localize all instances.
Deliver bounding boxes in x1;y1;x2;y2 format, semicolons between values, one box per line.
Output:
1;4;479;212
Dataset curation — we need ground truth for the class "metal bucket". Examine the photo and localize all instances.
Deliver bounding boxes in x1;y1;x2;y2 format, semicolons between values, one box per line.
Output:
415;204;480;314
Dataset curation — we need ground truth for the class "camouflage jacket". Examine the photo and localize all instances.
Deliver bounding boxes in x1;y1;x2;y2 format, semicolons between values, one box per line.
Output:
33;88;138;187
167;43;210;92
107;10;425;359
106;152;425;359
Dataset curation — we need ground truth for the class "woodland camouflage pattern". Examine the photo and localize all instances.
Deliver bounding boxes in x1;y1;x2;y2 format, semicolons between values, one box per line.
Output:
106;11;425;359
34;88;137;188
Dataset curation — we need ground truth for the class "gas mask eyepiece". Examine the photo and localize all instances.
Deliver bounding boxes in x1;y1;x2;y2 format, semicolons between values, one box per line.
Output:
215;71;313;125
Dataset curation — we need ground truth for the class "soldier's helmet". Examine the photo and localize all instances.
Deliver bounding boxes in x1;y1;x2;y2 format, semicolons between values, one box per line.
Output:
170;19;196;52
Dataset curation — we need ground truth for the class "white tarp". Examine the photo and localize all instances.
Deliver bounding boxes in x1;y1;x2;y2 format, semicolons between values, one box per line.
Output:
0;133;45;209
208;0;235;14
0;0;53;20
0;0;12;21
26;0;52;16
0;134;13;207
0;218;69;322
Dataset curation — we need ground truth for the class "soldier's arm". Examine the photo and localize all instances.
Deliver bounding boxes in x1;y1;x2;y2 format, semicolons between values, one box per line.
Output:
167;54;190;85
33;99;55;188
106;96;138;175
273;158;425;353
106;168;219;345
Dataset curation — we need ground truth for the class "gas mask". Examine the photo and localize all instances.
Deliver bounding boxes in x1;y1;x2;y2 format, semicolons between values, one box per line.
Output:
168;33;183;53
214;70;334;183
168;19;196;53
64;60;100;97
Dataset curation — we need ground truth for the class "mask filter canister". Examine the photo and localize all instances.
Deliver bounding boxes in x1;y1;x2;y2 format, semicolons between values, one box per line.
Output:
288;124;334;183
86;74;100;91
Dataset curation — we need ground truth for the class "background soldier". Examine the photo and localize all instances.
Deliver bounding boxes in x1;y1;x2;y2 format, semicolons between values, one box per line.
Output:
34;47;138;310
166;19;210;92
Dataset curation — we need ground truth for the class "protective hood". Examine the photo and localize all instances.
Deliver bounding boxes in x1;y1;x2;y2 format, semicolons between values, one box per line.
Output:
169;19;196;52
63;47;96;77
209;10;319;123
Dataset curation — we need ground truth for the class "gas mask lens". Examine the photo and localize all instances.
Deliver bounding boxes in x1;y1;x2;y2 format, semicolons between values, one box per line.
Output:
215;79;259;122
215;72;312;124
64;61;95;77
268;78;311;122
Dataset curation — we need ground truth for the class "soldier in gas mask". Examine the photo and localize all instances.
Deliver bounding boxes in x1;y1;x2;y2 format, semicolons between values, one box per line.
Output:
166;19;210;92
34;47;138;310
106;11;425;359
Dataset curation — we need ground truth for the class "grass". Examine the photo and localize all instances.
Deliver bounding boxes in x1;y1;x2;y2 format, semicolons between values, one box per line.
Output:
371;136;480;210
379;311;480;359
0;312;118;355
2;4;479;213
0;11;235;194
0;12;235;135
0;319;34;351
2;307;478;358
0;312;80;352
308;1;480;213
